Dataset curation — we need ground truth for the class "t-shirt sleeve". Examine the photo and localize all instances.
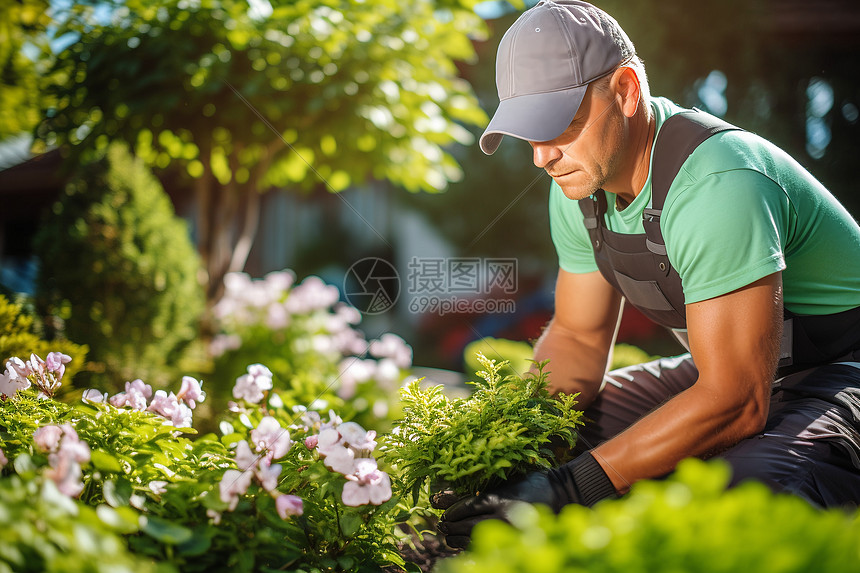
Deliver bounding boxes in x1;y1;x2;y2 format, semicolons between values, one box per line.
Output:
662;168;790;304
548;180;599;273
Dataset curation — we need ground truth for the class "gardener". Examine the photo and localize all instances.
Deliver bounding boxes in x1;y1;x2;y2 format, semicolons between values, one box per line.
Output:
437;0;860;549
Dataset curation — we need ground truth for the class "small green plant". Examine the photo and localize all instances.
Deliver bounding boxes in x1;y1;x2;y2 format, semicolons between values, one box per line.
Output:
437;458;860;573
385;353;583;499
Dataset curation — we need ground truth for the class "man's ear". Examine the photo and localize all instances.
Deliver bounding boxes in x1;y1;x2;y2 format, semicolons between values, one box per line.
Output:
612;66;641;118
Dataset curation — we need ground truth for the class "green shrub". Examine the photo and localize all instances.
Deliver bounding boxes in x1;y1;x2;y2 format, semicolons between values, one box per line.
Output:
0;474;170;573
34;142;204;391
0;294;87;393
385;353;583;499
438;458;860;573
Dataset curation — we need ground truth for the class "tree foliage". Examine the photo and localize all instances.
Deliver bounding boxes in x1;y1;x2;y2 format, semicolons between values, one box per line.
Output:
34;143;204;391
36;0;491;304
0;0;51;139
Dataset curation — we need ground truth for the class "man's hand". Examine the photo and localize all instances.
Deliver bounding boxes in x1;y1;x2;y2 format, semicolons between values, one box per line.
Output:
437;453;617;549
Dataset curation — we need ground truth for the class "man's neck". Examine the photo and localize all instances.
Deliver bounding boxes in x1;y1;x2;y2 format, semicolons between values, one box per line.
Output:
609;102;655;210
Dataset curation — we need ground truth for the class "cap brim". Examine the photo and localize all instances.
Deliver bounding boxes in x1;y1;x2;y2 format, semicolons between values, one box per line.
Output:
479;85;587;155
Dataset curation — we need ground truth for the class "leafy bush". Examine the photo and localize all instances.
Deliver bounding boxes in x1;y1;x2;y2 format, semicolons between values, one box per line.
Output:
0;474;170;573
210;270;412;431
34;142;204;391
0;294;86;392
0;350;426;573
438;458;860;573
385;353;583;498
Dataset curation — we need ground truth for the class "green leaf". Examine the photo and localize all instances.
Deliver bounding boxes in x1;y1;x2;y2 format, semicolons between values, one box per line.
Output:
140;514;193;544
102;478;132;508
90;449;123;473
339;510;364;538
96;504;139;534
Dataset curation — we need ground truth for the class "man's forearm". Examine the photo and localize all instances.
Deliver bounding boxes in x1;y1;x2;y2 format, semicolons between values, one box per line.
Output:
592;375;769;493
532;320;615;407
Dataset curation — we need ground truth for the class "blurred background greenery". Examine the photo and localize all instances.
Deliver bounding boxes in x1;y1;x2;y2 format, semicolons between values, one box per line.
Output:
0;0;858;394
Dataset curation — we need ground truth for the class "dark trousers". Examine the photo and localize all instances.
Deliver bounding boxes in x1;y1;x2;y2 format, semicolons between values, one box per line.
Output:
577;354;860;508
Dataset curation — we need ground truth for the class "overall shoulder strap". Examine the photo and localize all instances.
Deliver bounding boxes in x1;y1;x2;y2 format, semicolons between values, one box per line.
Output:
644;110;742;254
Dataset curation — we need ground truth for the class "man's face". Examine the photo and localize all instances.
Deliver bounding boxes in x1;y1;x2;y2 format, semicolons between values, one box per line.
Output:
529;87;624;201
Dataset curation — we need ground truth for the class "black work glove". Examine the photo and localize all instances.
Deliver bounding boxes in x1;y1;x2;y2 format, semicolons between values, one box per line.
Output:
437;452;617;549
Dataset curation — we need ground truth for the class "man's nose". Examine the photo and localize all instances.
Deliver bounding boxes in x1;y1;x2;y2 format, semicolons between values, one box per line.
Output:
531;141;563;170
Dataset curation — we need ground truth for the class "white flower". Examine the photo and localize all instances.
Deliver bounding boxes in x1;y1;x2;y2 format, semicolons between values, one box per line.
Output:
219;469;253;511
255;460;282;492
341;459;392;507
0;367;30;398
234;440;258;472
251;416;291;460
149;481;168;495
337;422;377;453
321;444;355;475
81;389;108;403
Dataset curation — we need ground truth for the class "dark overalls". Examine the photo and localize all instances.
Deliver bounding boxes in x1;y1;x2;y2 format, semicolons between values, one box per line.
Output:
574;110;860;508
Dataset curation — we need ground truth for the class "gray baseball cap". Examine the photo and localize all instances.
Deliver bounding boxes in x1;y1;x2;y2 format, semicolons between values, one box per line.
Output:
480;0;635;155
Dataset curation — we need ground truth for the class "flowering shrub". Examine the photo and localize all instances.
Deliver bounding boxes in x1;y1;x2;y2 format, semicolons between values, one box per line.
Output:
0;352;427;572
210;271;413;431
384;353;583;499
437;459;860;573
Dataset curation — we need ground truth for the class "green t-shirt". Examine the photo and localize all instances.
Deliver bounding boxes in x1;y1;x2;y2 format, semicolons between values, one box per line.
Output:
549;97;860;315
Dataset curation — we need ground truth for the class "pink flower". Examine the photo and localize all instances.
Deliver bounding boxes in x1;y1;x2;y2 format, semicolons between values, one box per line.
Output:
110;379;152;411
177;376;206;409
45;452;85;497
219;469;253;511
251;416;291;460
369;333;413;369
232;364;273;404
33;425;64;452
147;390;193;427
39;424;91;498
276;494;304;519
0;447;7;469
342;459;392;507
304;435;319;450
45;352;72;381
